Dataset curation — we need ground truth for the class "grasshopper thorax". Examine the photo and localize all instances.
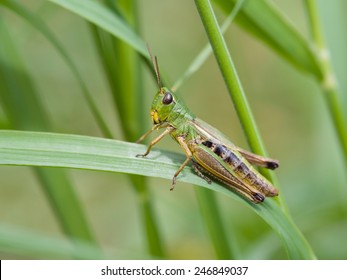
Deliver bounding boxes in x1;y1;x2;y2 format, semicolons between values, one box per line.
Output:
150;87;177;124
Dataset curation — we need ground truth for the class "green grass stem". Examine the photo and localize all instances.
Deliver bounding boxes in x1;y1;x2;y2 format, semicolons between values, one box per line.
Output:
304;0;347;167
194;0;314;259
194;0;281;196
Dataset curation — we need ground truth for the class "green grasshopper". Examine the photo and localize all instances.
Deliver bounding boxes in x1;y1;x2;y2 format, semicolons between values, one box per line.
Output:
137;52;279;203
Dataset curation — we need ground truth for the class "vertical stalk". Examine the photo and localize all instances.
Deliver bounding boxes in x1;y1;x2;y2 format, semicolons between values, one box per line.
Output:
305;0;347;166
90;0;165;257
194;0;315;259
194;0;285;209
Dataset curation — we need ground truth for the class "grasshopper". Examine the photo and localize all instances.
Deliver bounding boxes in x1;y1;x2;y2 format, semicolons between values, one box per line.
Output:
137;51;279;203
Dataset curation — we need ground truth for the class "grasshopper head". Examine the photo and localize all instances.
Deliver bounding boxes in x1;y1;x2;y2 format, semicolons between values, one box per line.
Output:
150;87;177;124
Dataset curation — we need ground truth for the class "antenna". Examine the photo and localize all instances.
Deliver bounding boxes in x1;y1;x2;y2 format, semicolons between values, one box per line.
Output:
146;43;162;88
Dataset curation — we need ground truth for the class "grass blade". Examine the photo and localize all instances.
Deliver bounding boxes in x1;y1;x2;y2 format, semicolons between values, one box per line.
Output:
0;130;316;259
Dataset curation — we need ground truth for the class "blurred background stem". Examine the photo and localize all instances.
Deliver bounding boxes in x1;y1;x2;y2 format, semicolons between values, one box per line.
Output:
0;15;96;245
304;0;347;167
90;0;165;257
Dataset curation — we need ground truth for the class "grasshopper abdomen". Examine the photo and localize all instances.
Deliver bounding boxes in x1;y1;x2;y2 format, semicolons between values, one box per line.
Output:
198;139;278;199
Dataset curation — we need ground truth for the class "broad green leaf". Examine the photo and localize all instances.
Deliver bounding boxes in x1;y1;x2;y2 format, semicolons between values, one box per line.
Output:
0;130;315;259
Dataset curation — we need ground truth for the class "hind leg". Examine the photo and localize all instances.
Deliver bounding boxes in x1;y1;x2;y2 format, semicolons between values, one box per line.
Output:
192;162;212;184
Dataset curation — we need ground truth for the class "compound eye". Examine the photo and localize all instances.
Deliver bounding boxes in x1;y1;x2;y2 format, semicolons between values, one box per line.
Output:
162;92;173;105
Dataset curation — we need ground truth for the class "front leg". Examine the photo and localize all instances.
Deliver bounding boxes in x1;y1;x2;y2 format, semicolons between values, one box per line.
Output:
136;126;174;157
136;123;163;144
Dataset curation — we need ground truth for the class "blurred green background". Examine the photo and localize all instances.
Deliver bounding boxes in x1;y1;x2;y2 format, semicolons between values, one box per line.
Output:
0;0;346;259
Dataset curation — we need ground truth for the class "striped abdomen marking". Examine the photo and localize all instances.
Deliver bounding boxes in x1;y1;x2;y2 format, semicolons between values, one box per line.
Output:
201;140;277;196
202;140;248;178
